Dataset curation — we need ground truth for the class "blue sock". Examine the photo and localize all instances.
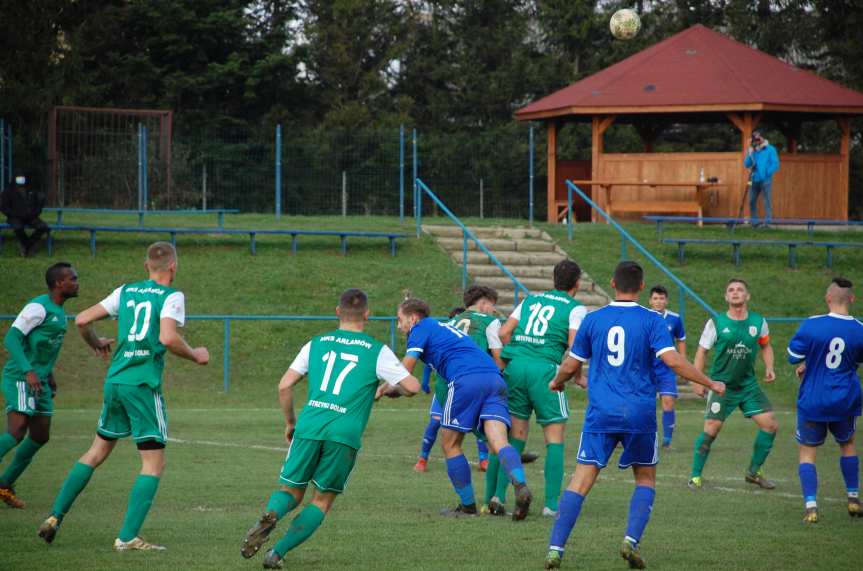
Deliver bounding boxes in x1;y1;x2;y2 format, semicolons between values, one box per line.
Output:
476;437;489;461
446;455;475;506
798;462;818;508
548;490;584;553
840;456;859;498
498;445;526;485
624;485;656;544
662;410;675;446
419;417;441;460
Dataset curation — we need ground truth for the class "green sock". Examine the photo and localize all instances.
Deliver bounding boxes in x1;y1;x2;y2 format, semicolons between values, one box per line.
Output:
118;475;160;542
52;462;95;521
273;504;325;557
748;430;776;475
544;442;565;511
266;490;299;519
691;432;715;478
0;432;20;462
495;437;526;502
0;437;44;487
483;453;500;505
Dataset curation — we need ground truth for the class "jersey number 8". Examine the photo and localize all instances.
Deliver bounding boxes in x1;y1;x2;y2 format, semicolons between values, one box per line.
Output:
825;337;845;370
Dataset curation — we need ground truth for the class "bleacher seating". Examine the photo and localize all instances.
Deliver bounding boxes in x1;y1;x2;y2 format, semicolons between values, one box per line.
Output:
43;207;239;228
662;237;863;268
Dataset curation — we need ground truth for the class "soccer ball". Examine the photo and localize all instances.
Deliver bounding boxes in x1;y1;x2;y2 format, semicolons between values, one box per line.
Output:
610;9;641;40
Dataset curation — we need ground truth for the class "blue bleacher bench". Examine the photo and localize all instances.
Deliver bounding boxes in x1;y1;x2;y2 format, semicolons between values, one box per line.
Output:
644;215;863;239
662;237;863;268
43;207;240;228
0;224;406;258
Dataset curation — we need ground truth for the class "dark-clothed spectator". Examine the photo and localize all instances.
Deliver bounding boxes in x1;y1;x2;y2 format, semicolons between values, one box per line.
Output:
1;174;48;256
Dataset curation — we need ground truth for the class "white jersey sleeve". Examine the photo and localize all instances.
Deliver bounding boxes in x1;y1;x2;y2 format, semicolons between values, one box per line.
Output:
11;303;47;336
99;286;124;317
485;319;503;350
376;345;411;386
698;319;717;350
760;319;769;338
288;342;312;376
509;301;524;321
569;305;587;330
160;291;186;326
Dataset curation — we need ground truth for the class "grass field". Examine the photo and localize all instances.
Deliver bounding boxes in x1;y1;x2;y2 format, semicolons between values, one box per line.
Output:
1;214;861;569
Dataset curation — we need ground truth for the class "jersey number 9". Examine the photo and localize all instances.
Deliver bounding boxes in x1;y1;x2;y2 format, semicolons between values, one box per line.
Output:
606;326;625;367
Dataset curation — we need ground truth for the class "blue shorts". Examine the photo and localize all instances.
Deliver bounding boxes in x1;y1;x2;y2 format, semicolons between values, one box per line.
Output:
429;395;443;419
576;431;659;469
796;414;857;446
656;374;678;397
440;372;511;433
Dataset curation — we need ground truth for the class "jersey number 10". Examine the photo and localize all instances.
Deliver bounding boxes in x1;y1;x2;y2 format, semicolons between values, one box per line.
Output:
126;300;153;342
320;351;359;395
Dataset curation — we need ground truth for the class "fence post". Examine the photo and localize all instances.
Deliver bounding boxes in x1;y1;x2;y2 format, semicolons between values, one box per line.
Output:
342;171;347;217
223;319;231;392
529;124;535;225
567;183;573;241
480;178;484;219
399;124;405;223
678;285;686;324
0;118;5;191
202;163;207;211
413;129;419;237
462;230;469;290
275;124;282;219
137;123;143;211
142;125;149;211
621;235;628;259
389;318;396;350
7;122;12;186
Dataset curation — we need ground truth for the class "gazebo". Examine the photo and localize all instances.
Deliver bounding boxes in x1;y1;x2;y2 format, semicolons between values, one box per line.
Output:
515;24;863;223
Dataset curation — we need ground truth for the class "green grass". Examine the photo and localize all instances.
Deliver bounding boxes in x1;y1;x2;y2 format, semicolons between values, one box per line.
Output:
1;214;861;569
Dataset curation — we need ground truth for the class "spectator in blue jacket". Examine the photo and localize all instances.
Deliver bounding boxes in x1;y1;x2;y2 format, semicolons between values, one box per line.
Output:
744;130;780;227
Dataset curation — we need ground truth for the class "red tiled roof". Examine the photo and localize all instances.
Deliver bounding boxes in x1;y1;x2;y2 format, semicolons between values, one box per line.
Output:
516;24;863;119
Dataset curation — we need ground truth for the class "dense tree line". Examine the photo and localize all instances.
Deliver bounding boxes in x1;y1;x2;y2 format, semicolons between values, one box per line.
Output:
1;1;861;214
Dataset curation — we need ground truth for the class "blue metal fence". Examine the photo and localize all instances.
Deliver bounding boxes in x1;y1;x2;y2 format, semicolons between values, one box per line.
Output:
0;118;11;190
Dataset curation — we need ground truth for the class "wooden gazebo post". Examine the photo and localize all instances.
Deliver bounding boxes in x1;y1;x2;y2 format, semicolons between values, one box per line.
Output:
590;115;615;222
547;121;557;225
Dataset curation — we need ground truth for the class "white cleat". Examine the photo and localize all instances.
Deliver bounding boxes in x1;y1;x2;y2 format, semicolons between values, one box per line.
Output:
542;507;558;517
113;537;167;551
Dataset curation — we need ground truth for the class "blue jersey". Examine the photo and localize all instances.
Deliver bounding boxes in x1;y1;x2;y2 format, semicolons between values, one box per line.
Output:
406;317;499;382
652;310;686;382
570;301;675;433
787;313;863;421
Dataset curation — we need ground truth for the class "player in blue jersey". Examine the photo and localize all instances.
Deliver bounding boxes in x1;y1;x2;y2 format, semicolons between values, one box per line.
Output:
647;286;687;449
787;277;863;522
386;297;532;520
543;262;725;570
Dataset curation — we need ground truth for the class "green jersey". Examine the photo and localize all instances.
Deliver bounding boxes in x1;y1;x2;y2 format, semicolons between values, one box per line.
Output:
501;290;586;364
447;310;502;353
2;294;67;380
699;311;769;389
101;280;186;390
290;329;409;450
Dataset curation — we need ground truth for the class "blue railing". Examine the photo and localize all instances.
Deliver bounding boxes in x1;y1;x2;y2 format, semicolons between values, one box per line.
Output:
1;314;403;393
416;178;529;304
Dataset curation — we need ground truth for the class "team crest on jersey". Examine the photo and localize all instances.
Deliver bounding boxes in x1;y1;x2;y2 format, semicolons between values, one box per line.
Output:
51;316;59;322
721;327;731;334
710;401;721;414
748;326;757;337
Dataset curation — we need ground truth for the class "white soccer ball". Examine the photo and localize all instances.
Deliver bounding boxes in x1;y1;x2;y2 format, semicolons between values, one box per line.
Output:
610;9;641;40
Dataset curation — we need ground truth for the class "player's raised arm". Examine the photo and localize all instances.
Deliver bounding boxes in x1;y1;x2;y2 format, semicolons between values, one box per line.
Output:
660;351;724;395
376;345;420;399
75;300;115;359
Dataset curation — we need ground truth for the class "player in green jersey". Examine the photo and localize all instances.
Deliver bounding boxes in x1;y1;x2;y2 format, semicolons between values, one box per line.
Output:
38;242;209;550
688;278;778;491
241;289;419;569
487;260;587;517
0;263;79;508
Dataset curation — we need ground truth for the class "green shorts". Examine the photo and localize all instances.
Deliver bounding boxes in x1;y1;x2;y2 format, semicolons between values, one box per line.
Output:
705;383;772;422
280;437;358;494
2;373;53;417
503;358;569;425
96;383;168;444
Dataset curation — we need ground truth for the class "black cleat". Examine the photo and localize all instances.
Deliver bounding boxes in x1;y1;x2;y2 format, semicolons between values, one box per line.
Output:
242;511;278;559
620;538;646;569
38;516;60;544
849;496;862;517
262;549;283;569
512;483;532;521
486;497;507;516
521;451;540;464
440;503;479;518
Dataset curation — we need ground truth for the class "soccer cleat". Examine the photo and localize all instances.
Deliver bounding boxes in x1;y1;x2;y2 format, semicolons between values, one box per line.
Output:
478;459;489;472
113;537;167;551
413;457;428;473
687;477;703;491
512;483;532;521
620;538;646;569
542;507;558;517
262;549;283;569
745;470;776;490
38;515;60;544
487;497;507;516
521;451;540;464
661;440;672;450
802;507;819;524
0;486;26;509
241;511;278;559
544;549;563;569
440;503;479;518
848;497;862;517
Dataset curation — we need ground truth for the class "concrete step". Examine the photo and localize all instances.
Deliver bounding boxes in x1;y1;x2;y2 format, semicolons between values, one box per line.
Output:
451;251;565;266
423;225;503;239
437;238;517;252
468;265;598;289
474;276;554;292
